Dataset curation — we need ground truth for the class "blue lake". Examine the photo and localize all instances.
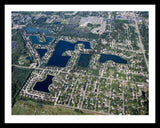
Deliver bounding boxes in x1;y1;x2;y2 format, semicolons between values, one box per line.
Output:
75;41;91;49
47;40;91;67
25;26;50;34
33;75;54;93
99;54;127;64
30;35;53;45
78;54;91;67
36;49;48;58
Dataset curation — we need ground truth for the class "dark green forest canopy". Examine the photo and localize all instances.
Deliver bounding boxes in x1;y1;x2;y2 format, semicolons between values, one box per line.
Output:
12;66;33;107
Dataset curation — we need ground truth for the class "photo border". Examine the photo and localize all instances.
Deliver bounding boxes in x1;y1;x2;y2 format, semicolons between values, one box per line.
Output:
4;4;156;124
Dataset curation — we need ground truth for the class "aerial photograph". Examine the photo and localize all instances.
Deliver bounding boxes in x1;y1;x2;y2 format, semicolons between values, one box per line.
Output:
11;11;149;115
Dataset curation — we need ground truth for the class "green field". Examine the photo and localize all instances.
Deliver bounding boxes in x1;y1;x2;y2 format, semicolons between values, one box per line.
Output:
12;100;102;115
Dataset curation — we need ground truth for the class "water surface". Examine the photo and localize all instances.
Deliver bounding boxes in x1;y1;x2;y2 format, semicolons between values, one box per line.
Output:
78;54;91;67
47;40;91;67
36;49;48;58
33;75;54;93
30;35;53;45
25;26;50;34
99;54;127;64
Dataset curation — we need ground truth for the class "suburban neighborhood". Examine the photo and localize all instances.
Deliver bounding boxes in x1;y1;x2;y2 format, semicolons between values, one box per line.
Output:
12;11;149;115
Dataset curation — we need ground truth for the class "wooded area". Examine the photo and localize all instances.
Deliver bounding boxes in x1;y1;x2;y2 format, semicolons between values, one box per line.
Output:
12;66;33;107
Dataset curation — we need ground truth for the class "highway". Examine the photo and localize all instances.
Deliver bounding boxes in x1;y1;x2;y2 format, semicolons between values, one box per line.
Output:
134;12;149;72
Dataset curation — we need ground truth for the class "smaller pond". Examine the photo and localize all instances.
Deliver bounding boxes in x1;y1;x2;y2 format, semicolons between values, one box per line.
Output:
25;26;50;34
36;49;48;58
30;35;53;45
26;56;31;60
78;54;91;67
99;54;127;64
12;42;15;49
53;22;61;24
33;75;54;93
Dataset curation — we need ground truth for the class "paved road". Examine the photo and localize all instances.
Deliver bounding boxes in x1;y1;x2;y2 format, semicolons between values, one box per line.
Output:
55;104;108;115
12;64;129;82
134;12;149;72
